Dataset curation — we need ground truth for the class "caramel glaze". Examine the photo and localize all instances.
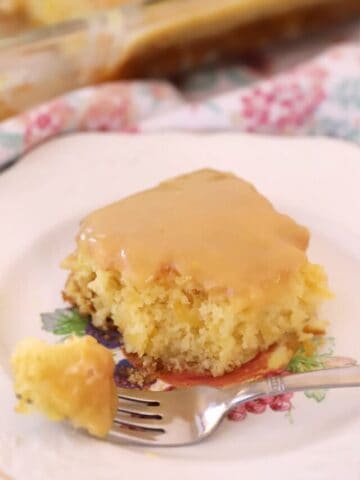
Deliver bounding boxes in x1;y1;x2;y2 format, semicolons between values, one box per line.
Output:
75;169;309;298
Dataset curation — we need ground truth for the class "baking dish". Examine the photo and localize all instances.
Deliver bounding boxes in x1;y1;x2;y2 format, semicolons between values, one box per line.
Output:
0;0;359;120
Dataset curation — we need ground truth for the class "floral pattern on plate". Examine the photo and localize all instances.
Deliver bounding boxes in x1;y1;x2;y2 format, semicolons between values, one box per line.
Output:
41;308;358;423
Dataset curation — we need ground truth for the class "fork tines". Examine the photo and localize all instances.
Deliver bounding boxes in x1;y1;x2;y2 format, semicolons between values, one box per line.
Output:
112;389;166;439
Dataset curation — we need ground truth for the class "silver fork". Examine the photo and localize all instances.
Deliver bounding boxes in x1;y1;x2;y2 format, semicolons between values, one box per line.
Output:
107;366;360;447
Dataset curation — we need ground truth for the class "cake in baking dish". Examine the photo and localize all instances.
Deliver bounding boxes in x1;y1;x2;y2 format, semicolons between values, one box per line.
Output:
0;0;126;23
62;169;330;378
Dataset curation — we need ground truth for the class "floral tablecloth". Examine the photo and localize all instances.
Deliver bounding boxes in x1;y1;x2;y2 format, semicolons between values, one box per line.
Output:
0;34;359;171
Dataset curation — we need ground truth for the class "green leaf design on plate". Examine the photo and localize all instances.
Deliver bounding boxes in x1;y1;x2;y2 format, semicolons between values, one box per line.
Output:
304;389;327;403
285;406;295;424
287;337;335;373
287;337;335;403
41;308;89;337
287;353;324;373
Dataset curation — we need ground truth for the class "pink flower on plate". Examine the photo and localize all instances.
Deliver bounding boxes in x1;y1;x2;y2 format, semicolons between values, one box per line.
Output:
245;399;267;414
269;393;293;412
228;404;247;422
23;101;74;148
228;392;294;422
322;356;357;368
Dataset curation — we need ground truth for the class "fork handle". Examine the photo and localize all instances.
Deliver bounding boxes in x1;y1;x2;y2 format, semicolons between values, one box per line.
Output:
228;366;360;409
265;366;360;395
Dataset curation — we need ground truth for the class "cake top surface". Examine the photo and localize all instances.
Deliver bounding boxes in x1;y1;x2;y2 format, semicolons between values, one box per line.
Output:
75;169;309;294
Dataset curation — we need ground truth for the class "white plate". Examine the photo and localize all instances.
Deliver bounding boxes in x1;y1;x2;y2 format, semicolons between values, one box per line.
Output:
0;133;360;480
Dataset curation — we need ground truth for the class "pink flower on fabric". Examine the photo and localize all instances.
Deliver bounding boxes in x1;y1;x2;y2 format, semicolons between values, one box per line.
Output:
293;65;328;81
79;85;134;132
81;98;128;131
238;76;325;133
149;83;180;100
23;101;74;147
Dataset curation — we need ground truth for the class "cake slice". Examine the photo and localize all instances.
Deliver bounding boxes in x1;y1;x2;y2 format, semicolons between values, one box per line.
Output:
63;169;330;379
12;336;117;437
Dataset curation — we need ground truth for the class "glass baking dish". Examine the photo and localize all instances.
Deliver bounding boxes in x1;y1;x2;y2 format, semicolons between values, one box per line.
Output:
0;0;359;120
